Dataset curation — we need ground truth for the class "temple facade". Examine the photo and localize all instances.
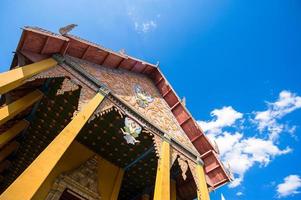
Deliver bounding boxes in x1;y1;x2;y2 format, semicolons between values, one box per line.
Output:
0;27;232;200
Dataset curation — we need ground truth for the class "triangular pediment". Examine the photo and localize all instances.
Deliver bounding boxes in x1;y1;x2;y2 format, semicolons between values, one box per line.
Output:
68;56;199;154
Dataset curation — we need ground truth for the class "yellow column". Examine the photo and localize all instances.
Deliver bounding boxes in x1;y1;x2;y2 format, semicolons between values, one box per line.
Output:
170;179;176;200
0;141;19;162
153;137;170;200
0;90;43;126
0;120;29;149
0;92;105;200
0;58;57;94
110;168;124;200
196;161;210;200
98;158;124;200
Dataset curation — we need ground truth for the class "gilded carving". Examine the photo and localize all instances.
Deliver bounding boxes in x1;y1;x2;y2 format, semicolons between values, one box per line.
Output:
152;134;163;157
134;84;153;108
71;56;198;152
26;64;96;112
45;155;101;200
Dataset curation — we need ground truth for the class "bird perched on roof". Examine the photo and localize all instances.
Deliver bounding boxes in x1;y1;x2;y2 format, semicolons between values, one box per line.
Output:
59;24;77;35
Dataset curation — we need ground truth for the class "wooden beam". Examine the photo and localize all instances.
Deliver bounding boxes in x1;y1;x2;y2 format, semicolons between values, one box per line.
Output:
171;101;180;111
0;58;57;94
129;61;138;71
40;36;50;54
81;45;91;59
0;141;19;163
179;116;191;126
153;139;170;200
100;53;110;65
141;64;148;74
0;120;29;149
0;90;43;126
206;165;220;174
60;41;70;55
162;88;172;98
114;58;124;69
0;92;105;200
191;134;203;143
155;77;164;86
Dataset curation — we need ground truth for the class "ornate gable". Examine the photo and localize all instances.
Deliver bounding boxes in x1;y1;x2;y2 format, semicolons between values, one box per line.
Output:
69;56;199;154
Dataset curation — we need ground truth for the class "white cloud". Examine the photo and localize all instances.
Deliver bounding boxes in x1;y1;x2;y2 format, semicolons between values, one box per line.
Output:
198;99;293;188
221;193;226;200
126;5;159;34
277;175;301;198
198;106;243;135
236;192;243;196
221;135;291;188
254;90;301;141
134;20;157;33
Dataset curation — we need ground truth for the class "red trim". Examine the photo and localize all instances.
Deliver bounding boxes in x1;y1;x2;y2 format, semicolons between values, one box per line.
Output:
100;52;110;65
81;45;91;59
40;36;50;54
171;101;181;111
115;58;124;69
60;41;70;55
179;116;191;126
162;88;172;98
206;165;220;173
129;61;138;71
155;77;164;86
191;134;202;143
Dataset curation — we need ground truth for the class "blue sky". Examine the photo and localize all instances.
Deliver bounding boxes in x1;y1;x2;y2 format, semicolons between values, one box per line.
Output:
0;0;301;199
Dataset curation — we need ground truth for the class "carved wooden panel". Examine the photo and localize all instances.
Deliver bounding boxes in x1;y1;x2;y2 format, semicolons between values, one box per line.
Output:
71;57;198;152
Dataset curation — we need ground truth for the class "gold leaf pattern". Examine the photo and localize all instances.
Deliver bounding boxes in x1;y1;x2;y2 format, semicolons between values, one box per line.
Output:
73;57;198;152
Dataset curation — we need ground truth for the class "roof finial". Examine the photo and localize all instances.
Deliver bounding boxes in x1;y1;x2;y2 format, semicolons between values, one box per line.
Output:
181;96;186;106
59;24;78;35
119;48;126;55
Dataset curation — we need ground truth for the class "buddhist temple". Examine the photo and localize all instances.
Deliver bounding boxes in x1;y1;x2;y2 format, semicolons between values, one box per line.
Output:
0;26;232;200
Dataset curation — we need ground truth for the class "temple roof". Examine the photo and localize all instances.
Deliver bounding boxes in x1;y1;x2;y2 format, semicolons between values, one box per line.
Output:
11;26;232;189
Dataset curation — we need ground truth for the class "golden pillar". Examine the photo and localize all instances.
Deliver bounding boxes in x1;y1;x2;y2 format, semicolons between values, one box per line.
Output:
0;90;43;126
153;136;171;200
0;120;29;149
196;160;210;200
98;158;124;200
0;58;57;94
0;92;105;200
